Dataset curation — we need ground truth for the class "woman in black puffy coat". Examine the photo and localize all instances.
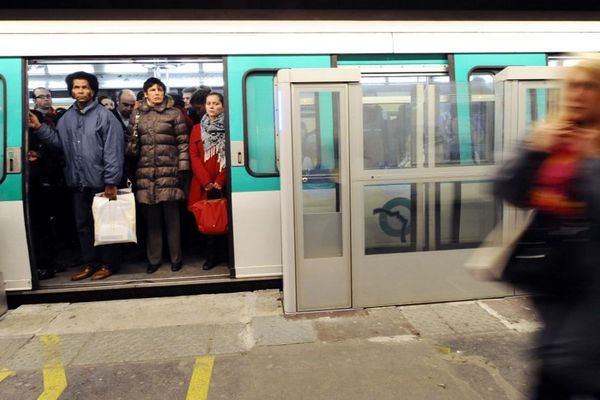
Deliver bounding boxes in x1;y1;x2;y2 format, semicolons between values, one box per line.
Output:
127;77;190;274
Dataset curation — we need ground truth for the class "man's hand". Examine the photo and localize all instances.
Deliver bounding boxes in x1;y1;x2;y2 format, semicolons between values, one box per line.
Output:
104;184;118;200
28;111;41;129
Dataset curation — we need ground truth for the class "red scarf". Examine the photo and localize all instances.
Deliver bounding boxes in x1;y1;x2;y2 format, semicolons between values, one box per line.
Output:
529;139;585;217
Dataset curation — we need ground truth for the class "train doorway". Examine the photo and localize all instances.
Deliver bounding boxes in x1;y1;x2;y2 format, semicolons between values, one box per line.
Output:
278;67;510;313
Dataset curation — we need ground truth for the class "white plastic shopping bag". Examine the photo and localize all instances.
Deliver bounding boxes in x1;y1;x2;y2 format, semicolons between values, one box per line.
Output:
92;189;137;246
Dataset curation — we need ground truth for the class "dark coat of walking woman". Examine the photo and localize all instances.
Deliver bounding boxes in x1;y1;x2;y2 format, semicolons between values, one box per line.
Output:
494;55;600;400
188;92;227;270
127;77;190;273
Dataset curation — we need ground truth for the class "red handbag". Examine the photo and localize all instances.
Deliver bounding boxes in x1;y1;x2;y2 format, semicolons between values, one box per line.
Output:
191;198;228;234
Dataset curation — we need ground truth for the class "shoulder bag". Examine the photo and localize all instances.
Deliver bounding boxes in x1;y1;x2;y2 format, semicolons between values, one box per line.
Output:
466;211;535;281
191;192;228;235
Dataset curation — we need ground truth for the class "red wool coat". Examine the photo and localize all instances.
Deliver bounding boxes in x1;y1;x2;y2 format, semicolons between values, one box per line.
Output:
188;123;227;210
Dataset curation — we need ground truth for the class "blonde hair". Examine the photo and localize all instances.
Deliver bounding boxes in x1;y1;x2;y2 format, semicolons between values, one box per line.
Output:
553;53;600;125
573;53;600;83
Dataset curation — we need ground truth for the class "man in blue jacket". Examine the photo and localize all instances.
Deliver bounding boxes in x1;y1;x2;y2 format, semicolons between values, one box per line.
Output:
29;71;125;281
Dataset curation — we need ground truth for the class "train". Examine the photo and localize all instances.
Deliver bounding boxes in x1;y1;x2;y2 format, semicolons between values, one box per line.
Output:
0;18;597;312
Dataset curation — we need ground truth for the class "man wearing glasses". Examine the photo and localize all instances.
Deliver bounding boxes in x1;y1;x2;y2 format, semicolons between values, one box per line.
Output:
32;87;57;125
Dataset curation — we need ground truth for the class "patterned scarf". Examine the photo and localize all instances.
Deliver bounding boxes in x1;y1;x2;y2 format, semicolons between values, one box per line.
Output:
201;113;226;172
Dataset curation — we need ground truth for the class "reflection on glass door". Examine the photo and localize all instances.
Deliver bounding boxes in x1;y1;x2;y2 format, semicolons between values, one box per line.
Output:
293;85;351;311
300;90;342;259
352;75;506;307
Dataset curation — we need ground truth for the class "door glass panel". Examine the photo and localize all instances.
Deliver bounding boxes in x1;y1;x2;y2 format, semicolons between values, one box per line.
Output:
524;87;561;133
0;77;4;179
361;76;424;170
436;181;499;250
434;81;497;166
300;90;342;259
469;74;496;165
364;183;416;255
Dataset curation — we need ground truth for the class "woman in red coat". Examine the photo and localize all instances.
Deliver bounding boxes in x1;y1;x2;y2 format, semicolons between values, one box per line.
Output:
188;92;227;270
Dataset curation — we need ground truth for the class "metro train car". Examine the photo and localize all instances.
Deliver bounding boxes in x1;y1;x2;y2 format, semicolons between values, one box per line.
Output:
0;18;597;311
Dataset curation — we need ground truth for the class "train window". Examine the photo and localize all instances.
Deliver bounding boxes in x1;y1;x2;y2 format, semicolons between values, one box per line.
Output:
469;71;496;165
547;55;581;67
0;75;5;181
27;58;223;110
243;70;278;176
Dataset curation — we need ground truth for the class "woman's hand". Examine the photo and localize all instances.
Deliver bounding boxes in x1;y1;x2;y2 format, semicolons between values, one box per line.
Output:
205;183;214;191
213;183;222;190
527;122;577;152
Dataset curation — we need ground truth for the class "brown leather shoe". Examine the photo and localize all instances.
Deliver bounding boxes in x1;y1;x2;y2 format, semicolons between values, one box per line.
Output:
91;266;113;281
71;266;96;281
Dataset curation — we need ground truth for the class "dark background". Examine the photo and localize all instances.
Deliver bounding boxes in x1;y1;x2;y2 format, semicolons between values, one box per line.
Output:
1;1;599;20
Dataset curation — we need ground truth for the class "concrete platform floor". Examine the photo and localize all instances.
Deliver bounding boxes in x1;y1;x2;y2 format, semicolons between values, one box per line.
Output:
0;292;542;400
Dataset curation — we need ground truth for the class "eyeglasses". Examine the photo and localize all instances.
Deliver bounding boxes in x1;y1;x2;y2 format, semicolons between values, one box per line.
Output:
121;102;135;107
35;95;51;99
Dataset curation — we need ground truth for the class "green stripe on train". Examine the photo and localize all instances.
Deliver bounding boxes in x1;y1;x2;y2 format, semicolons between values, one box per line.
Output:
227;55;331;193
0;58;23;202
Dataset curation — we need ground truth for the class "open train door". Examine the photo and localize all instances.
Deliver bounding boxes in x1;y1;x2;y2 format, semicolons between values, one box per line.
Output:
0;57;31;295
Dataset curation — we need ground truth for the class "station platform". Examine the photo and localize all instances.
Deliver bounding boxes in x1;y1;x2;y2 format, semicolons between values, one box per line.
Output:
0;291;541;400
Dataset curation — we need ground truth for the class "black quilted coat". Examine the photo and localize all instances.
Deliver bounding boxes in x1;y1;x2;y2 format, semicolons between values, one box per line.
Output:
127;97;189;205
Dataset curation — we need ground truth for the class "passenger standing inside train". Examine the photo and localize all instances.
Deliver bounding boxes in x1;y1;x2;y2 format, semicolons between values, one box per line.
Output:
189;85;212;124
32;87;57;123
99;95;115;110
113;89;137;130
127;77;189;274
182;86;197;111
28;71;125;281
28;88;64;280
188;92;227;270
494;55;600;399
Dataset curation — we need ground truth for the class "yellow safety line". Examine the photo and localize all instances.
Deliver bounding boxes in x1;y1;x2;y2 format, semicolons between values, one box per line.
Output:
186;356;215;400
0;368;12;383
37;335;67;400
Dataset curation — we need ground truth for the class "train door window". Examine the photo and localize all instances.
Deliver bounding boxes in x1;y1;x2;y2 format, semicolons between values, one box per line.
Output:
0;76;5;181
243;70;278;176
468;71;496;165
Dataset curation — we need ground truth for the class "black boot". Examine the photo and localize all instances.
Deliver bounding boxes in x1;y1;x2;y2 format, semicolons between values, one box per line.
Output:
147;263;160;274
202;255;217;270
37;268;55;280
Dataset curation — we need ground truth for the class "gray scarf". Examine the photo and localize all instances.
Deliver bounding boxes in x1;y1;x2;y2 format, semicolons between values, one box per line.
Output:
201;113;226;172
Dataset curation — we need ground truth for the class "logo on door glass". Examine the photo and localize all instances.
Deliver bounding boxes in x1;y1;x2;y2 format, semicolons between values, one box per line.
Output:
373;197;411;242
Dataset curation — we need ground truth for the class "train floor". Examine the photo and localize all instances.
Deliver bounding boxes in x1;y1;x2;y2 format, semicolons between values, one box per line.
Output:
38;254;231;290
0;292;541;400
36;237;230;290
